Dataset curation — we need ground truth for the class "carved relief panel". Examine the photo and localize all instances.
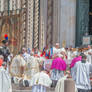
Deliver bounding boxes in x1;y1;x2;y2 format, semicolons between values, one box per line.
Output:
0;15;22;55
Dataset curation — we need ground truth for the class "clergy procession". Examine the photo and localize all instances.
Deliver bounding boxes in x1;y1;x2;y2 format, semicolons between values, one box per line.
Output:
0;38;92;92
0;0;92;92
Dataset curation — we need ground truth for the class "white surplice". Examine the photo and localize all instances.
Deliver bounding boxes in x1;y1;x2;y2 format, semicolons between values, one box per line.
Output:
10;55;26;76
30;57;40;78
55;75;67;92
32;85;46;92
30;71;52;92
71;61;92;90
0;67;12;92
55;75;78;92
84;49;92;64
24;56;40;79
51;69;64;81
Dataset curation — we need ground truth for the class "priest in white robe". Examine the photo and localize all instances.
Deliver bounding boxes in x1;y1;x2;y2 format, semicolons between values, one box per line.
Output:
53;43;60;55
71;53;92;92
30;68;52;92
51;57;67;87
31;57;40;76
24;56;40;79
55;71;78;92
55;75;67;92
10;52;26;77
0;62;12;92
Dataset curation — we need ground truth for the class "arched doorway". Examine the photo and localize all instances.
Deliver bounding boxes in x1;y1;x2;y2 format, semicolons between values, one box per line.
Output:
76;0;89;47
76;0;92;47
89;0;92;35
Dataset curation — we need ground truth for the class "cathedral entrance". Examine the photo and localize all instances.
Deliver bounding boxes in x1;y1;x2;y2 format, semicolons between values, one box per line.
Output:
76;0;92;47
76;0;89;47
89;0;92;35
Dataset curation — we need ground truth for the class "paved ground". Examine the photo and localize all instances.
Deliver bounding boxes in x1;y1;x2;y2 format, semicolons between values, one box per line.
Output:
12;84;55;92
13;90;54;92
13;89;55;92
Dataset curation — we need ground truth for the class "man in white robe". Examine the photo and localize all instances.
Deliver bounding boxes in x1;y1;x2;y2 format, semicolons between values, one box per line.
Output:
28;56;40;79
55;72;78;92
53;43;67;61
84;45;92;64
51;69;64;87
24;56;40;79
51;55;65;87
10;52;26;77
53;43;60;55
30;69;52;92
71;54;92;92
0;62;12;92
55;75;67;92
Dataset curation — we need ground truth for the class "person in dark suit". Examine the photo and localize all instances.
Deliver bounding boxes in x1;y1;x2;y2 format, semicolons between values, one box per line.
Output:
0;40;10;62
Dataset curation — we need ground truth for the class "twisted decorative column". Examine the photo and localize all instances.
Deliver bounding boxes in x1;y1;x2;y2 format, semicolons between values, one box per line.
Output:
46;0;53;47
33;0;40;49
20;0;27;47
26;0;34;50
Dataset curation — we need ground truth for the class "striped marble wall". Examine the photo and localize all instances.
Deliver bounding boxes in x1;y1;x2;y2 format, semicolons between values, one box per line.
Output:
59;0;76;47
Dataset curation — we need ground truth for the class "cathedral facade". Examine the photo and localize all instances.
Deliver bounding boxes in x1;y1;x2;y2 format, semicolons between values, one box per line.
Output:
26;0;77;49
0;0;91;53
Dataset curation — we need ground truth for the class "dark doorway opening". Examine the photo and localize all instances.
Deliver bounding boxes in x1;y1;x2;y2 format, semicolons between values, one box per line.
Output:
89;0;92;35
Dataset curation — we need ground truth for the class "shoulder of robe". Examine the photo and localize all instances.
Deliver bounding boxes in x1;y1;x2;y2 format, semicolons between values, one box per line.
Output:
0;46;3;48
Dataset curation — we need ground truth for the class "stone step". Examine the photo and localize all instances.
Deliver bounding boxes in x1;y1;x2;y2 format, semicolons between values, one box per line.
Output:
12;84;55;92
13;90;54;92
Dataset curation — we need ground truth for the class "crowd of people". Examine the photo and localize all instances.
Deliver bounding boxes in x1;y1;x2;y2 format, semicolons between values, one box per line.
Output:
0;39;92;92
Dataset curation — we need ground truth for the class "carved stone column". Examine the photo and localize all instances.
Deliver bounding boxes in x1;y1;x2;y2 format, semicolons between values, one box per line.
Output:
26;0;40;49
20;0;27;47
26;0;34;50
46;0;53;47
53;0;60;45
33;0;40;49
